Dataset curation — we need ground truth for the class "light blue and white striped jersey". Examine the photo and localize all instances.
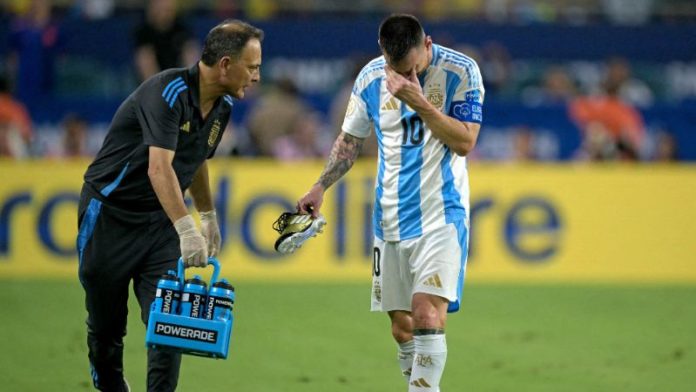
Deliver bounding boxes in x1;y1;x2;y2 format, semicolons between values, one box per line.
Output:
342;44;484;241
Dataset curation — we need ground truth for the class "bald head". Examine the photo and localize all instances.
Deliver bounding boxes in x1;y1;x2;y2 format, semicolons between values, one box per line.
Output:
201;20;264;66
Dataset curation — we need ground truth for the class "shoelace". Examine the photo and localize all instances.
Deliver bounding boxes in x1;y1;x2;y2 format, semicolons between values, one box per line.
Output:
272;212;293;233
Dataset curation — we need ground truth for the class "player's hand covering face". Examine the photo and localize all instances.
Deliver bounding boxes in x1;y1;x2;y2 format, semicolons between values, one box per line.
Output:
385;66;425;108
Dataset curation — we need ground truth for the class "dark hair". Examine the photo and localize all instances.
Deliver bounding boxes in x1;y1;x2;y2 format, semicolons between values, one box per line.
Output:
378;14;424;64
201;19;264;66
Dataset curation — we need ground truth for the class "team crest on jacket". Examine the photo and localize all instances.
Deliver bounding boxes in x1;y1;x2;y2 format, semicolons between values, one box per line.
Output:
426;84;444;110
208;119;221;147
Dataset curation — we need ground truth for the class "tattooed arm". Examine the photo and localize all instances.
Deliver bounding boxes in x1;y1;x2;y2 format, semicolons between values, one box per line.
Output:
297;132;365;217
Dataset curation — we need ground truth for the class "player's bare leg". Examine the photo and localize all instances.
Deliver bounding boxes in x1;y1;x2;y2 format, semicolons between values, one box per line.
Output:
389;310;415;382
409;293;448;392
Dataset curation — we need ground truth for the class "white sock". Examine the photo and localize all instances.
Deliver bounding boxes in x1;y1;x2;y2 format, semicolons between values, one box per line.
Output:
409;332;447;392
397;340;415;383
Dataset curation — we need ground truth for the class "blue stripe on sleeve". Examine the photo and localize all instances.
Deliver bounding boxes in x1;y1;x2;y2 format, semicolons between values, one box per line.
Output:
167;85;188;108
162;77;184;100
163;80;185;103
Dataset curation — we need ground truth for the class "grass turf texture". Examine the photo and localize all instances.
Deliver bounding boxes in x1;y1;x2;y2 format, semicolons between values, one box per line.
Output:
0;280;694;391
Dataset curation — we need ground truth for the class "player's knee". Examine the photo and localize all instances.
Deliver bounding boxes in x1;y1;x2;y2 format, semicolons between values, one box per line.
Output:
412;304;446;329
391;322;412;343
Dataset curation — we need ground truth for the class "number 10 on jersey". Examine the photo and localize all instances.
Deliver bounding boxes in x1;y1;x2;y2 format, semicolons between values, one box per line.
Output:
401;114;424;146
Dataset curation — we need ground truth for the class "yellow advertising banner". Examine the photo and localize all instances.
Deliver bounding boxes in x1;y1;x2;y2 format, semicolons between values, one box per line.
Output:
0;160;694;282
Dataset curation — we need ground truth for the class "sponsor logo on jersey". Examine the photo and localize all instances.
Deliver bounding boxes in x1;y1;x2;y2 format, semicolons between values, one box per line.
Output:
465;89;482;102
180;121;190;133
410;378;432;388
422;274;443;288
381;97;399;111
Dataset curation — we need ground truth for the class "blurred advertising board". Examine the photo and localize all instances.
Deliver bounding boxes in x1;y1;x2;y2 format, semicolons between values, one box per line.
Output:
0;160;694;282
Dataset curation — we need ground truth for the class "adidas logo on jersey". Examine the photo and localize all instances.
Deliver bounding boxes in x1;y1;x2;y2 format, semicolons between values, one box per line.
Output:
422;274;443;288
410;378;432;388
180;121;190;132
381;97;399;111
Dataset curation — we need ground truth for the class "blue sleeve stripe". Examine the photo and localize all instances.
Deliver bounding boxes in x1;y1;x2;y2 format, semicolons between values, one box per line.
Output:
167;85;188;108
439;47;481;87
162;77;184;99
163;79;186;103
223;95;234;106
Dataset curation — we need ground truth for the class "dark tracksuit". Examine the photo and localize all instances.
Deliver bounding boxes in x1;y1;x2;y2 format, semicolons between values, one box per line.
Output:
77;64;231;392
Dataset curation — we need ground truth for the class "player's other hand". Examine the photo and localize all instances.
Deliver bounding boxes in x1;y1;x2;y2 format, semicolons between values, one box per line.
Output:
199;210;221;257
174;214;208;267
297;183;325;218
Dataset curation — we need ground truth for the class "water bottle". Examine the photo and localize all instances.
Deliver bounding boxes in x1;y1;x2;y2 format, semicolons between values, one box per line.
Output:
205;279;235;321
179;276;208;318
153;271;181;314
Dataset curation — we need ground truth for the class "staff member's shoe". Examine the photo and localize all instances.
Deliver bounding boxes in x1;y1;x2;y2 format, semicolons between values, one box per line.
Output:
273;212;326;254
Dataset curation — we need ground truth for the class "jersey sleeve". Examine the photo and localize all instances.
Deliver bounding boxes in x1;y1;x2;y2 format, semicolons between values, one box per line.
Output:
341;88;371;138
448;62;485;124
135;77;183;151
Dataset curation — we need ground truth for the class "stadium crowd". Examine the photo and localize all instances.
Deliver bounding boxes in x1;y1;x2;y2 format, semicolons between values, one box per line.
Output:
0;0;693;161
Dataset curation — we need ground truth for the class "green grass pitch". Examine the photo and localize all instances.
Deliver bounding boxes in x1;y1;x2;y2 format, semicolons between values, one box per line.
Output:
1;280;694;391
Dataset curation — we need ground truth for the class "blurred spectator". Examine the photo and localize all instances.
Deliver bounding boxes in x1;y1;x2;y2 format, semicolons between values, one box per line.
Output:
0;122;30;158
653;131;678;162
61;114;89;158
602;0;654;25
480;41;512;95
246;78;308;156
0;75;33;153
70;0;115;20
522;65;577;106
510;127;537;161
8;0;63;112
570;81;646;161
133;0;199;81
271;111;327;161
604;57;654;107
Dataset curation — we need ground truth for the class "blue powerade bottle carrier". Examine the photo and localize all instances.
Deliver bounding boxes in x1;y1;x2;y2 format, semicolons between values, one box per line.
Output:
146;257;234;359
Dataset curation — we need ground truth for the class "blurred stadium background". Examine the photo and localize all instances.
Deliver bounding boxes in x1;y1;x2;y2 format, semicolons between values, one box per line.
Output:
0;0;695;391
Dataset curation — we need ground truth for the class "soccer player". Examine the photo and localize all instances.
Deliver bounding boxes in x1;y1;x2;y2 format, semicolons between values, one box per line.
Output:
76;20;262;391
296;14;484;391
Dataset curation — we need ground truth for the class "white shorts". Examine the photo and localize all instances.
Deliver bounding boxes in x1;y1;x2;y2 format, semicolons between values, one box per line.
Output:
370;220;469;313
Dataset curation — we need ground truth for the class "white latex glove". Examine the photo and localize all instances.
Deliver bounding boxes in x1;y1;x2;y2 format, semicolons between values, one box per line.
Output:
199;210;221;257
174;215;208;267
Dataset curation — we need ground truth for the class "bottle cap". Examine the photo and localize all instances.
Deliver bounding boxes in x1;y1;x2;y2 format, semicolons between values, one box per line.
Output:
212;279;234;291
185;276;207;288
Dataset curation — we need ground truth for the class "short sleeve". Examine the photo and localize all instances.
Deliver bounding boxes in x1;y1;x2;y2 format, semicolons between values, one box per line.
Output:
448;62;485;124
135;78;183;151
341;91;371;138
